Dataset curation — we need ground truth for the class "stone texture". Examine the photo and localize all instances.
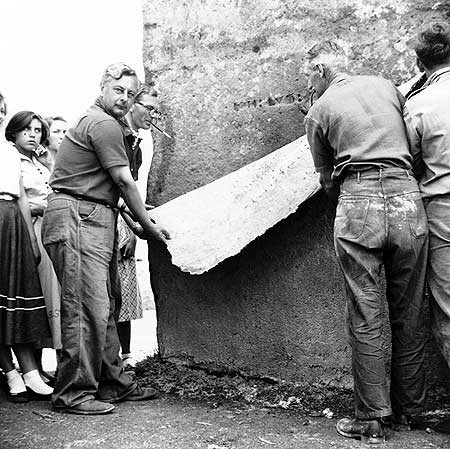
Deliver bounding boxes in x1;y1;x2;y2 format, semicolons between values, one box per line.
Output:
149;190;350;384
142;1;450;385
143;0;446;205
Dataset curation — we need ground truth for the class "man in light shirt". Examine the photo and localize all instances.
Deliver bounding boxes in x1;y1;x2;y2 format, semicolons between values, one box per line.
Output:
404;22;450;434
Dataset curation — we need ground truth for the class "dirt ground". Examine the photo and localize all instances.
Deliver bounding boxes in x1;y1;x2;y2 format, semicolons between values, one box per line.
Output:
2;356;450;449
4;246;450;448
2;391;450;449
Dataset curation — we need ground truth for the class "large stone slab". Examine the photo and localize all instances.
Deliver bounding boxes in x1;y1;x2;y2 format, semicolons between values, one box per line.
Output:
142;0;450;385
150;135;319;274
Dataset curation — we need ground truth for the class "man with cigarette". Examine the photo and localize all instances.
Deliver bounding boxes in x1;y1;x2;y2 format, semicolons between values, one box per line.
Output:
116;84;163;368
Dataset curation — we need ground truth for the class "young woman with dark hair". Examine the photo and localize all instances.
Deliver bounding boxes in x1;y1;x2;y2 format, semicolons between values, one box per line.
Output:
6;111;62;383
0;102;53;402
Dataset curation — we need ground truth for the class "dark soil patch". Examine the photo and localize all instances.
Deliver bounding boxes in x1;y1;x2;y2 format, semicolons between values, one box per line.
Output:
135;355;450;423
135;355;352;417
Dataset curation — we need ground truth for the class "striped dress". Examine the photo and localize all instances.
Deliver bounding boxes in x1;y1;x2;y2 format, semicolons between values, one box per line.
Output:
0;144;51;346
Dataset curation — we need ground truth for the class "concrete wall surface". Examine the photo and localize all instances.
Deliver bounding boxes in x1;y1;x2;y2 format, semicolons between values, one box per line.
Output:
150;191;352;385
143;1;450;386
143;0;445;204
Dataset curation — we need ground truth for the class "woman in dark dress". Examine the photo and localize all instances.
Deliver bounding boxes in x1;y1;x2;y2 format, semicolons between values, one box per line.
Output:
0;93;53;402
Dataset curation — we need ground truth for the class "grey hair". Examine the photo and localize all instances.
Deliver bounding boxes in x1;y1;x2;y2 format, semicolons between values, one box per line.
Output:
100;62;140;89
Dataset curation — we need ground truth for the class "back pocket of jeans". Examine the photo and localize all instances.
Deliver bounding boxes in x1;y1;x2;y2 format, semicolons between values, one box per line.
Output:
334;198;370;240
407;196;428;239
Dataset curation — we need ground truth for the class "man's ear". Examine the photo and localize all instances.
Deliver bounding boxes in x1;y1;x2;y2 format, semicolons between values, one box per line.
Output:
416;57;425;73
316;63;326;78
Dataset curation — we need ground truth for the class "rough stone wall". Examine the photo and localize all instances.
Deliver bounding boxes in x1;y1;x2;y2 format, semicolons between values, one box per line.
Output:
143;0;447;204
143;1;450;384
150;191;351;384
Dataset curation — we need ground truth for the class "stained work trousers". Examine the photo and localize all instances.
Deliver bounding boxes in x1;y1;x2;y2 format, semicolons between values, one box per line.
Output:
334;168;428;419
426;196;450;369
42;193;136;407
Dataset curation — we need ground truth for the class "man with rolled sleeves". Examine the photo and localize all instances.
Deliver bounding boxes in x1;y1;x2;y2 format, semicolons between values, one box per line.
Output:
42;63;170;415
304;42;428;443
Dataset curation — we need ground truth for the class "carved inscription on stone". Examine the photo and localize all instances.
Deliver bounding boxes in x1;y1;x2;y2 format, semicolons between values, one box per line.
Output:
233;92;306;112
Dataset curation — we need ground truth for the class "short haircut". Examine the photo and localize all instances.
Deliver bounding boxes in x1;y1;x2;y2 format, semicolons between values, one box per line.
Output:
135;84;158;102
45;116;67;128
305;40;348;69
100;62;139;89
5;111;49;144
415;22;450;70
43;116;67;146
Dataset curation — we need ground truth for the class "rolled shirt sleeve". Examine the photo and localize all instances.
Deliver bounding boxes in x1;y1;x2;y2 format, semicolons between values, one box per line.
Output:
305;115;334;173
403;104;424;179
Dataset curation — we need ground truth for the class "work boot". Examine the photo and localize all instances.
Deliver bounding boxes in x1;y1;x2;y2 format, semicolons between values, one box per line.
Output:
53;399;115;415
336;417;385;444
391;414;413;431
101;384;159;403
387;413;430;431
435;417;450;434
120;385;159;402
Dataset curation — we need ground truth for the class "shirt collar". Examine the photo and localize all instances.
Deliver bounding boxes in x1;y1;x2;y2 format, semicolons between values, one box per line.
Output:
93;96;129;131
124;115;140;138
329;73;350;88
424;66;450;87
16;147;32;162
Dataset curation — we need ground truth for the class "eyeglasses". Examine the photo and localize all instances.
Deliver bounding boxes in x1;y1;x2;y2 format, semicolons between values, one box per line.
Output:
136;101;161;119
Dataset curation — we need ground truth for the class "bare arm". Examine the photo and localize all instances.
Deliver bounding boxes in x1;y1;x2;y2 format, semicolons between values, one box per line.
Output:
17;176;41;263
109;165;170;242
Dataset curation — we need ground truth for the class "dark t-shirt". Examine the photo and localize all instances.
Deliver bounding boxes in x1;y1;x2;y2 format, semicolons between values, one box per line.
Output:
305;74;412;180
50;100;129;206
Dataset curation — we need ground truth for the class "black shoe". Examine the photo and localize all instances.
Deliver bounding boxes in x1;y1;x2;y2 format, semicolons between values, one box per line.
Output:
26;387;52;401
121;385;159;402
7;390;29;403
391;414;413;431
435;417;450;434
336;417;385;444
39;370;56;388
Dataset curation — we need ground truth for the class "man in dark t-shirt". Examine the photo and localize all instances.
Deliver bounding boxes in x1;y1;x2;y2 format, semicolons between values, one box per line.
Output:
304;43;428;442
42;63;170;416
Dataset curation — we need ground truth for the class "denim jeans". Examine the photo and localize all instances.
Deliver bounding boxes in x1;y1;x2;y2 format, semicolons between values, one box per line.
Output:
425;196;450;367
42;193;136;407
334;168;428;419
